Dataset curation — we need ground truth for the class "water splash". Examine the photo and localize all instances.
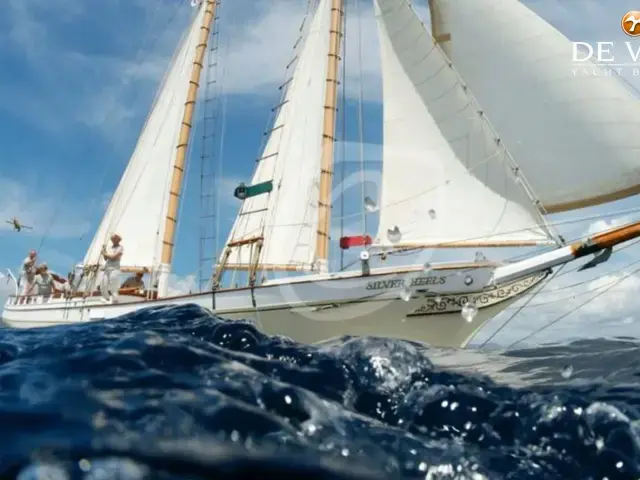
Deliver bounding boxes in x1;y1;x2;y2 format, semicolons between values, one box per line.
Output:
387;226;402;244
461;302;478;322
364;197;378;213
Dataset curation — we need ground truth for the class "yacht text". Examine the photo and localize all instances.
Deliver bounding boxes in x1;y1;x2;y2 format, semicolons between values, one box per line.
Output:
365;276;447;291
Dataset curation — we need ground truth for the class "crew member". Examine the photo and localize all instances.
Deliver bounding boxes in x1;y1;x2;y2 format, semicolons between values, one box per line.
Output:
101;233;124;303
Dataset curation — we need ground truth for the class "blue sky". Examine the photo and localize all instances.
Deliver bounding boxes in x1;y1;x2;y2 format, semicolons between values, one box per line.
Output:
2;0;640;346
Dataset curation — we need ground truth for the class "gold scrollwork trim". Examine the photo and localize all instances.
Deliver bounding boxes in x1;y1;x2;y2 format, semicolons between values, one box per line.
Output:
407;271;548;317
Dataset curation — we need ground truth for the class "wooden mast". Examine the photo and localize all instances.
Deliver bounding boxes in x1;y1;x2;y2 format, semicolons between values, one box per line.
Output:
314;0;345;272
160;0;218;268
428;0;451;56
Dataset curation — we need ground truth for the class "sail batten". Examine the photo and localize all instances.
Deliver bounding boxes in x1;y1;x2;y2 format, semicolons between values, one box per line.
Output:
82;3;208;270
431;0;640;214
372;0;553;249
220;0;332;271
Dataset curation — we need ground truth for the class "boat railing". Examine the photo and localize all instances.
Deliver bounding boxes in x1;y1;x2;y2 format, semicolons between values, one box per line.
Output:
6;287;158;306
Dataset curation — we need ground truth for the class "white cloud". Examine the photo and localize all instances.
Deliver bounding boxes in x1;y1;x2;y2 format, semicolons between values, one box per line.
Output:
0;0;190;137
0;0;387;139
473;254;640;348
584;216;632;237
218;0;385;101
2;0;635;140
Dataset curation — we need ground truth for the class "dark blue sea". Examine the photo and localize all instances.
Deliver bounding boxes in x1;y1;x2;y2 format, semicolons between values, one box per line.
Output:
1;304;639;479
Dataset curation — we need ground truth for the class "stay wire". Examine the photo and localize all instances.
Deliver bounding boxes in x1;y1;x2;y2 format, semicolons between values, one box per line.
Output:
38;3;184;256
354;0;367;238
476;263;568;348
505;260;640;351
339;0;348;271
477;237;640;347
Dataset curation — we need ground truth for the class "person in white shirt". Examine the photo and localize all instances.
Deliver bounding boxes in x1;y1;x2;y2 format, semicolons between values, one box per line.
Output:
35;264;55;297
21;249;37;296
101;233;124;303
121;271;145;292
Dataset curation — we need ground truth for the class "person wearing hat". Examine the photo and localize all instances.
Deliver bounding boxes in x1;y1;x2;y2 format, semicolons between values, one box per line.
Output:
34;263;55;297
20;249;37;296
101;233;124;303
121;270;145;293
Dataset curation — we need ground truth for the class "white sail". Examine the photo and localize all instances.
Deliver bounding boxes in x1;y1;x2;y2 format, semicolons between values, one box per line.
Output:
83;3;207;270
430;0;640;214
372;0;553;248
221;0;331;270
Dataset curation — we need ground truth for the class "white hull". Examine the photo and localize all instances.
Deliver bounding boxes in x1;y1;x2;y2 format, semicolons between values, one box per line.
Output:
2;264;547;348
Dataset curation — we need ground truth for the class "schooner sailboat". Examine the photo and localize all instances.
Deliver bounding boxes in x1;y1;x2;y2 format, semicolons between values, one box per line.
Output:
4;0;640;348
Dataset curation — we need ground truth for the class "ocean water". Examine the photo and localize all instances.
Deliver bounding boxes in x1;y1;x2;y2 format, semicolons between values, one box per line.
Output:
1;305;639;480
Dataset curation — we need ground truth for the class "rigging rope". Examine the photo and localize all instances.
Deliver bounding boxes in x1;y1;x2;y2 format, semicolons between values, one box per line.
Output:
360;204;640;262
476;236;640;348
336;213;640;327
476;263;568;348
504;260;640;351
354;0;367;239
339;0;348;271
222;0;314;276
37;3;186;258
215;0;231;266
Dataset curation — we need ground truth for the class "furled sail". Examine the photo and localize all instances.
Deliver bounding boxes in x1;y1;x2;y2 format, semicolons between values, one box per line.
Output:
372;0;554;248
82;3;207;270
430;0;640;214
220;0;331;270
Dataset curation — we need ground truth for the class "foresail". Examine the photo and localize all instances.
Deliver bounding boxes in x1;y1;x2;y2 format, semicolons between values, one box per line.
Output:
430;0;640;214
372;0;553;249
83;3;207;270
221;0;331;270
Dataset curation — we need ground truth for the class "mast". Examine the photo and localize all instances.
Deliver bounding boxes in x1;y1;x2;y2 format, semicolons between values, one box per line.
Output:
314;0;345;272
428;0;451;57
158;0;219;289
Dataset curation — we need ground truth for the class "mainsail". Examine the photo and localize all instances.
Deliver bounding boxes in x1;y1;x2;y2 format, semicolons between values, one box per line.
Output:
82;3;207;271
220;0;332;272
430;0;640;214
372;0;555;248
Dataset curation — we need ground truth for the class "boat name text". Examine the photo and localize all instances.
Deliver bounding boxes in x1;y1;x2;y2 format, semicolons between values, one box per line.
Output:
365;276;446;290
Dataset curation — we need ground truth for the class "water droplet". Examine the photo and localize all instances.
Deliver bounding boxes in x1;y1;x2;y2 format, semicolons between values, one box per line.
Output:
461;302;478;322
464;275;473;286
364;196;378;212
474;251;486;262
428;209;436;220
387;226;402;243
561;365;573;379
400;288;412;302
422;262;432;272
